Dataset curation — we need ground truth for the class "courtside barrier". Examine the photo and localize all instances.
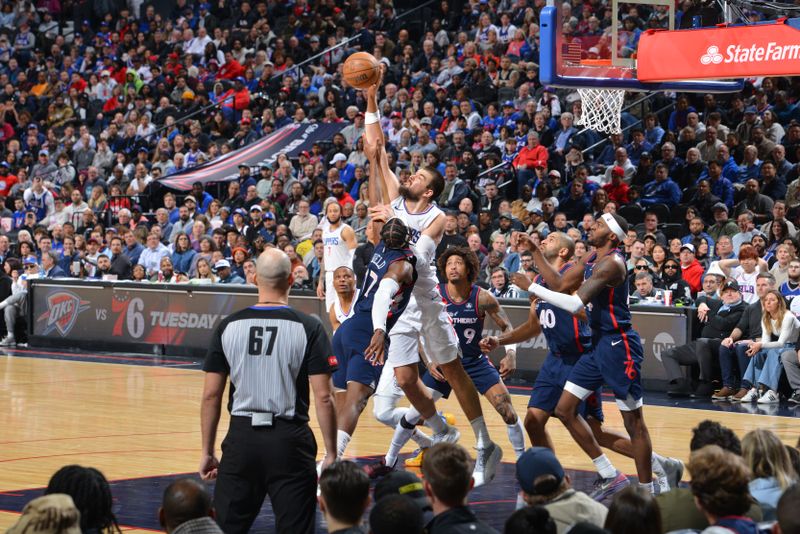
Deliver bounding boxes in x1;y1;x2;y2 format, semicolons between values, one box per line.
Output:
27;279;691;388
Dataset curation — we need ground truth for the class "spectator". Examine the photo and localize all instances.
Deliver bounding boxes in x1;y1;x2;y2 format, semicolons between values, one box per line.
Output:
775;483;800;534
158;478;223;534
319;461;371;534
604;487;661;534
742;429;798;512
659;258;693;303
504;506;557;534
44;465;120;534
640;163;681;207
422;443;497;534
5;494;81;534
678;243;704;295
719;245;768;304
214;259;245;285
516;447;607;533
370;495;424;534
489;267;520;299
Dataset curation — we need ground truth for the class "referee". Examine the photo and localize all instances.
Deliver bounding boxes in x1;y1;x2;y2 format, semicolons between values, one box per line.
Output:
199;247;338;534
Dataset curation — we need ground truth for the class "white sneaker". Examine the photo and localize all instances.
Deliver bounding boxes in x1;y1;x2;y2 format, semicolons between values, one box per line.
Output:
651;457;669;495
472;441;503;487
740;388;759;402
0;335;15;347
432;423;460;445
757;389;779;404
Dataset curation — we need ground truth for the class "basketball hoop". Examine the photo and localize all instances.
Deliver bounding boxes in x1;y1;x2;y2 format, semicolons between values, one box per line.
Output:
575;87;626;135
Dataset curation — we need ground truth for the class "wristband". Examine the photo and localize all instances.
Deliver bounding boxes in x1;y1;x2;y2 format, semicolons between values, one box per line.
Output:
506;343;518;354
365;111;381;125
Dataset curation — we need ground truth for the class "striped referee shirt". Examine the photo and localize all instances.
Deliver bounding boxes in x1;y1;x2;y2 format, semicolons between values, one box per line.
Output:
203;305;337;423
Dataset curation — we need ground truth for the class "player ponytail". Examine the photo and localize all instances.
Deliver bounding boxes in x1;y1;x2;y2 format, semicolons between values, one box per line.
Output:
381;217;411;250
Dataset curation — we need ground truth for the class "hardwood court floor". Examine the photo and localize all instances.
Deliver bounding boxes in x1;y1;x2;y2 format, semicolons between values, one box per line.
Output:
1;350;798;532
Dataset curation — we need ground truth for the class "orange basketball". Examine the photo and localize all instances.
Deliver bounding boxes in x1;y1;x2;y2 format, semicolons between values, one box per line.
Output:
343;52;380;89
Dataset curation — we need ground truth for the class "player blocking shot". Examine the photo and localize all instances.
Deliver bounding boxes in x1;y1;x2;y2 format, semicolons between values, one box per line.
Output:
362;67;503;484
520;213;658;496
330;217;422;459
483;232;683;496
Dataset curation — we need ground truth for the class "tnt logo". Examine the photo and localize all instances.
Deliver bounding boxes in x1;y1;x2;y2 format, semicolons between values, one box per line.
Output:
37;291;90;336
651;332;675;362
701;46;723;65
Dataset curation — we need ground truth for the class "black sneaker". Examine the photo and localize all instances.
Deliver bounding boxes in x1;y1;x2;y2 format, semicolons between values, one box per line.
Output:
691;381;715;399
667;379;692;398
363;458;396;479
789;391;800;404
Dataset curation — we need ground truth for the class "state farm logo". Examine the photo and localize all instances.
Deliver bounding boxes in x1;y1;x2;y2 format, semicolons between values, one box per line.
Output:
700;46;723;65
699;42;800;65
37;291;90;336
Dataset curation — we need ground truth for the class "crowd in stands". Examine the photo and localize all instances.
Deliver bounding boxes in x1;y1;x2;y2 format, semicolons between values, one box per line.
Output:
8;423;800;533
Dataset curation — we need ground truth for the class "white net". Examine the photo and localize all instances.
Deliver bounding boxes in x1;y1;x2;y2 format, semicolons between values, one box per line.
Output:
575;87;626;135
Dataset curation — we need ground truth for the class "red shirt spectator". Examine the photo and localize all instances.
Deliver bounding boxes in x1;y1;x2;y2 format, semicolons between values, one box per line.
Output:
0;166;18;197
513;145;548;169
603;166;630;205
679;243;704;294
219;57;246;80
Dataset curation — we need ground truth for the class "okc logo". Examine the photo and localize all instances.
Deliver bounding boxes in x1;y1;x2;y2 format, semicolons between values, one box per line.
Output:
37;291;90;336
700;46;724;65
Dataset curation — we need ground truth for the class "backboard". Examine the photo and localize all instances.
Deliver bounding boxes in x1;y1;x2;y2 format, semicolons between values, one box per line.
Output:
539;0;744;92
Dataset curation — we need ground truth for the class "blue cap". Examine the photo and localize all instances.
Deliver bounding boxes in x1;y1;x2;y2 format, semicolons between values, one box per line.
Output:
516;447;565;495
23;256;38;266
263;212;275;220
0;162;10;168
502;100;514;107
235;76;246;84
234;208;247;216
745;106;758;114
199;2;211;9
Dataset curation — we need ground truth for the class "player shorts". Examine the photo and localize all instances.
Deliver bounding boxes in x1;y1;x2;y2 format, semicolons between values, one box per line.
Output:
331;316;383;391
527;352;604;422
564;328;644;411
389;287;460;366
422;354;501;398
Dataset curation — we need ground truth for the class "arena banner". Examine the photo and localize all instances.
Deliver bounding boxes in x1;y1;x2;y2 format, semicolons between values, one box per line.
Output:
156;122;347;191
637;18;800;81
29;280;683;384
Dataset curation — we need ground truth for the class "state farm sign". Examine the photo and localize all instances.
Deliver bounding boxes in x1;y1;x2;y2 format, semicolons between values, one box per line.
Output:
638;19;800;81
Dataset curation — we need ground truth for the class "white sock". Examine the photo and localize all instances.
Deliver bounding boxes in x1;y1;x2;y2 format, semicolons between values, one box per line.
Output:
385;418;415;467
427;412;447;434
639;481;654;493
470;415;491;449
336;430;351;457
507;419;526;459
592;454;617;479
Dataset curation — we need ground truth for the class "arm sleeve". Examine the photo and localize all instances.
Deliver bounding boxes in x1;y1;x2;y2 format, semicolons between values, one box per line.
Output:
306;318;336;375
372;278;400;332
416;234;437;266
202;322;230;374
526;282;584;314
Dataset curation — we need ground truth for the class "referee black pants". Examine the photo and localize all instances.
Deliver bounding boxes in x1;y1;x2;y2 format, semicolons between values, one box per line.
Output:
215;416;318;534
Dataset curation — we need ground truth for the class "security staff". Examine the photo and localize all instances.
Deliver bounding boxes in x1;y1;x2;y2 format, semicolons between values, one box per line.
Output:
199;248;338;534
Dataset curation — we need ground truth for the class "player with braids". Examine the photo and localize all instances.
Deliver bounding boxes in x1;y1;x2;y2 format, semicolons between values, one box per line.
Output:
45;465;121;534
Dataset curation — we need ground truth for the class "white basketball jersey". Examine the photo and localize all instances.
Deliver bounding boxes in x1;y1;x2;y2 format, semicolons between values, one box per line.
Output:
323;223;353;272
391;196;443;292
334;290;358;325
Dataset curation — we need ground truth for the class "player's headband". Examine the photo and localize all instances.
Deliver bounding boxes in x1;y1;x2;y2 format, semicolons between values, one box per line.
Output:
601;213;626;242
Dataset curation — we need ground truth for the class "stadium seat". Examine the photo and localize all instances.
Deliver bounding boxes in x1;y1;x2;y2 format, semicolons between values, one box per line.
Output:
660;223;685;241
646;203;671;224
618;204;644;226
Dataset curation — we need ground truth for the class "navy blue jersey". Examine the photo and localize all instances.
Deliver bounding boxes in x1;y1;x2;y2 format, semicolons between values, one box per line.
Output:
535;263;592;356
439;284;485;360
584;249;632;333
354;242;416;333
780;281;800;305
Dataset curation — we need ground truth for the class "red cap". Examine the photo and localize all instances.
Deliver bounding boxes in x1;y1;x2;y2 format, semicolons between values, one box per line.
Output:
612;165;625;177
534;160;546;168
241;118;252;125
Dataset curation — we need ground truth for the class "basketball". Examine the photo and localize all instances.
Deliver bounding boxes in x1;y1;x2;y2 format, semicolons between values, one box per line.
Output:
343;52;380;89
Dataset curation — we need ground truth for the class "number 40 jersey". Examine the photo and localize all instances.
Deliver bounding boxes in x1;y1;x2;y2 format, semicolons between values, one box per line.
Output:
535;266;592;357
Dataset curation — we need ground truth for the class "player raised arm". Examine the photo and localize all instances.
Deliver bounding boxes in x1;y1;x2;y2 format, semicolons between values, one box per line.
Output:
362;132;391;208
364;67;400;201
477;288;517;379
517;232;586;293
364;258;414;366
527;253;626;315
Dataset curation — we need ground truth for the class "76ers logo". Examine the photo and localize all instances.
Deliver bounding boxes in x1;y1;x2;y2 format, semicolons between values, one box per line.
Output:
37;291;90;336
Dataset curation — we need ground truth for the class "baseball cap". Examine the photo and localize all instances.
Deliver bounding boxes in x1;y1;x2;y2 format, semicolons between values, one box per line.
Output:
420;117;432;125
238;163;250;169
23;256;38;266
499;212;513;220
263;211;275;220
183;195;197;205
548;169;561;178
300;150;311;158
533;160;546;168
329;153;347;165
234;208;247;217
250;204;262;212
721;278;740;292
502;100;515;107
0;162;9;168
745;106;757;114
712;202;728;213
213;259;231;271
241;117;252;125
531;208;544;217
182;90;195;100
6;494;81;534
38;149;48;157
680;243;695;253
374;471;430;510
611;165;625;177
390;111;402;118
332;180;344;187
199;2;211;9
516;447;565;495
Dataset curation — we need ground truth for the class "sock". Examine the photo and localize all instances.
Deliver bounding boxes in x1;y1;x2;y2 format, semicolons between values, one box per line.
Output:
411;429;433;449
592;454;617;479
639;481;654;494
507;419;526;459
652;452;666;464
470;415;491;449
336;430;351;457
385;417;415;467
